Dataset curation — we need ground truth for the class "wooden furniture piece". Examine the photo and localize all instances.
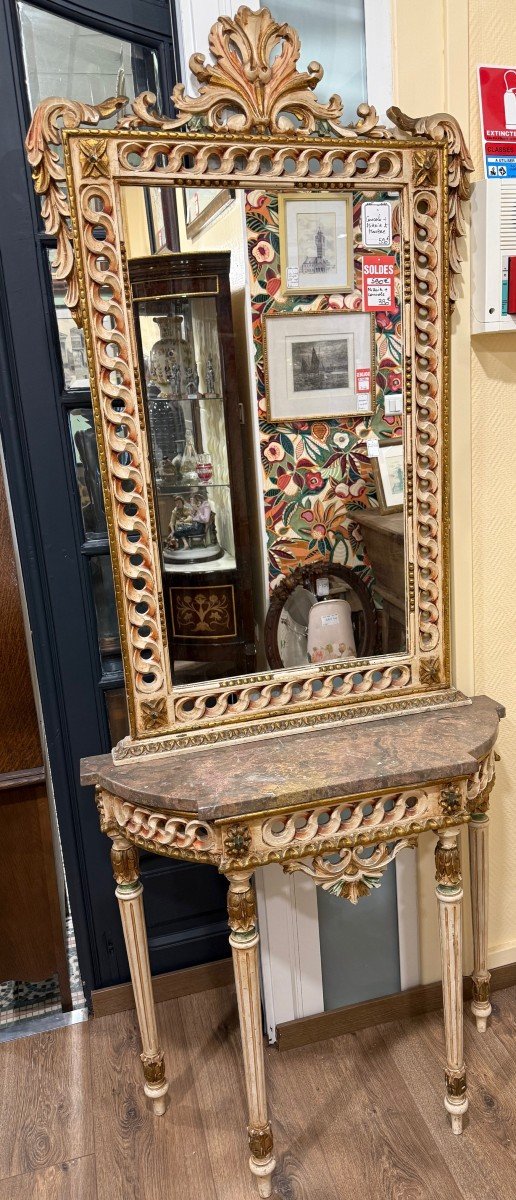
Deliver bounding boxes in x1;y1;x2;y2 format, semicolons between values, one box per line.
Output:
129;251;256;682
83;696;501;1196
0;462;71;1009
353;509;406;654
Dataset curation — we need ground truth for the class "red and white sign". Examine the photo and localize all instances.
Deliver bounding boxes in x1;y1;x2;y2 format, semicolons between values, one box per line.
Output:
362;255;396;312
479;66;516;177
355;367;371;393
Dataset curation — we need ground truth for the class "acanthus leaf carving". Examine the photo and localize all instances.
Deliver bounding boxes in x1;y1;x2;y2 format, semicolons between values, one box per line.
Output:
25;96;126;323
387;106;474;303
284;838;416;904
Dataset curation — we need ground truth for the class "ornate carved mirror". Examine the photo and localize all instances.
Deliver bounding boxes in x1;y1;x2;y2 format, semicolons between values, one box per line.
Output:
26;5;472;758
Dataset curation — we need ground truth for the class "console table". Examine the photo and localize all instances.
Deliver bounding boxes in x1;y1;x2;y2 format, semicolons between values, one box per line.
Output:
82;695;502;1198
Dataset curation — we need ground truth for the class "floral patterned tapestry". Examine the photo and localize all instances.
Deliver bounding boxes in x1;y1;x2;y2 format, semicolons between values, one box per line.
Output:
246;190;403;591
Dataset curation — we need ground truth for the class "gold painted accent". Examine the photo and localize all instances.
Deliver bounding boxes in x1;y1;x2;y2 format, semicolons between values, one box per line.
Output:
413;148;439;188
467;778;494;815
440;783;463;815
472;977;490;1005
420;658;442;687
110;841;139;886
408;562;415;613
248;1122;274;1160
228;885;256;933
445;1070;467;1098
79;137;109;177
224;824;252;859
285;837;417;903
435;839;461;887
141;698;168;732
141;1051;166;1086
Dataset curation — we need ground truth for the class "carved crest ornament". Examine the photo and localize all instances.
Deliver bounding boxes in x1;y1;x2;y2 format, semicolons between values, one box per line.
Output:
26;5;474;756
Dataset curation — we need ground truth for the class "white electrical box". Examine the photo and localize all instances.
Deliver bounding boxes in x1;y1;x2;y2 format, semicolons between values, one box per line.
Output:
471;179;516;333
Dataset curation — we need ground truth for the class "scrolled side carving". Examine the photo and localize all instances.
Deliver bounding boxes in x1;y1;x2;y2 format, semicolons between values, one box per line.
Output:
25;96;125;322
388;106;474;303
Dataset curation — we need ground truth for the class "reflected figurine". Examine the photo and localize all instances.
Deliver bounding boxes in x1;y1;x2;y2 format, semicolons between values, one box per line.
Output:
205;355;216;396
163;490;223;565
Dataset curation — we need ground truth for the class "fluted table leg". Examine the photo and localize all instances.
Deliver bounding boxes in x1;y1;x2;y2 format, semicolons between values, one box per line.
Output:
435;829;468;1135
227;870;276;1197
110;834;168;1115
468;813;491;1031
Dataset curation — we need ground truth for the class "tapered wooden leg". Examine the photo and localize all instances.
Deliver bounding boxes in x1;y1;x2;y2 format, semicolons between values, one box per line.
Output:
435;829;468;1135
110;835;168;1115
468;814;491;1032
227;870;276;1197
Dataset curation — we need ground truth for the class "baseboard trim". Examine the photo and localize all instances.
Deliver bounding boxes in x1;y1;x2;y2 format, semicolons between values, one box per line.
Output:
276;961;516;1051
92;956;233;1017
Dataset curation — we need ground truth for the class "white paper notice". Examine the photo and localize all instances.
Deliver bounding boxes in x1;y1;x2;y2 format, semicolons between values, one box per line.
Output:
286;266;299;288
356;396;370;412
362;202;392;248
367;437;380;458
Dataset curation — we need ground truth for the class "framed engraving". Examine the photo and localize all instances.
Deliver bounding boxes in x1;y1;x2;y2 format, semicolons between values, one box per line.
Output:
373;440;404;513
263;311;375;419
279;192;353;294
25;5;473;757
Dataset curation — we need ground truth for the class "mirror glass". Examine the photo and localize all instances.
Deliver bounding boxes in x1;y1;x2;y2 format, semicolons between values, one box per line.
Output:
122;183;406;688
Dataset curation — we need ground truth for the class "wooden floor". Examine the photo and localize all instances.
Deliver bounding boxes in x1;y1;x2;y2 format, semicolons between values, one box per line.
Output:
2;982;516;1199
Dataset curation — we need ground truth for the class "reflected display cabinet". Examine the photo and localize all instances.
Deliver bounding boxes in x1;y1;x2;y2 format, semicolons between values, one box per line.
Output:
129;252;256;683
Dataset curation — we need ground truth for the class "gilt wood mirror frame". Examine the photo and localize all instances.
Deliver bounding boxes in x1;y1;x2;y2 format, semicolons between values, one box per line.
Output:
26;5;473;759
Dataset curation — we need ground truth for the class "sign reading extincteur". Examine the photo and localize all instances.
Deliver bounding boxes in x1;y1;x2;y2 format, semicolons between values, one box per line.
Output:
478;66;516;178
362;255;396;312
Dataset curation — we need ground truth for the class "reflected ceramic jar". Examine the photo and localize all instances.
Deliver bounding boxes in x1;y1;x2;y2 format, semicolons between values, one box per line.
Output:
307;598;356;665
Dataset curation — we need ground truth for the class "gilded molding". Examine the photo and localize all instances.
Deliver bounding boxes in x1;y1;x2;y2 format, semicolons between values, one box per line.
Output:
435;839;461;887
228;884;256;933
445;1070;467;1098
141;1051;166;1086
110;840;139;887
248;1122;274;1160
472;977;490;1005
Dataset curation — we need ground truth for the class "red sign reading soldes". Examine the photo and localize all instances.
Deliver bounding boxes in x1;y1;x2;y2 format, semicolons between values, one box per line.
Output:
362;255;396;312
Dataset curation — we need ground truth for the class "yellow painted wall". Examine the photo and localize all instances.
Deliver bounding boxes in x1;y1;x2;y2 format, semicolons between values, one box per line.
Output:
393;0;516;981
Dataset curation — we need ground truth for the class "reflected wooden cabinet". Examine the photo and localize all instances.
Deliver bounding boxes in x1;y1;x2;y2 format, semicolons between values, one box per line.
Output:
129;251;256;684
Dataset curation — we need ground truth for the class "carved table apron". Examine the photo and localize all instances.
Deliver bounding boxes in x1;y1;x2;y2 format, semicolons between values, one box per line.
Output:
82;695;502;1197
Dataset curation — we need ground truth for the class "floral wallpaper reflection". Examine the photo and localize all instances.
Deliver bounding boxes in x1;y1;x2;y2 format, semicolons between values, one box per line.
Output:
246;190;403;588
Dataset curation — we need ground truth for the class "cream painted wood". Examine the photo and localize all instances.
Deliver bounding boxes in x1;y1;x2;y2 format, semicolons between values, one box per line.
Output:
227;871;276;1197
468;815;491;1032
111;837;169;1116
435;828;467;1135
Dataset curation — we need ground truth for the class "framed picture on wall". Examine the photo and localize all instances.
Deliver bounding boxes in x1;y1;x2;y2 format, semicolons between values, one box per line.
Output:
263;310;375;420
373;440;404;513
278;192;353;295
183;188;234;238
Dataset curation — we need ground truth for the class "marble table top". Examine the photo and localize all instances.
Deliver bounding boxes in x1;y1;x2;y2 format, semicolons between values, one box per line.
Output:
81;695;503;821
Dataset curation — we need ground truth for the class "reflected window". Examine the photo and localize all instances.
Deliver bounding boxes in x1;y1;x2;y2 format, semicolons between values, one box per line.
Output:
17;2;161;114
272;0;366;113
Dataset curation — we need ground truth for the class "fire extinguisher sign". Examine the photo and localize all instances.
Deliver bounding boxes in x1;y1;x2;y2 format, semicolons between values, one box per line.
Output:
479;66;516;178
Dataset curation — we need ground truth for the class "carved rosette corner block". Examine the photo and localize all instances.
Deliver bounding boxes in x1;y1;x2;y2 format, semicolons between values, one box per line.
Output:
223;823;252;862
439;783;463;817
141;1050;166;1086
248;1121;274;1161
110;838;140;890
435;838;461;890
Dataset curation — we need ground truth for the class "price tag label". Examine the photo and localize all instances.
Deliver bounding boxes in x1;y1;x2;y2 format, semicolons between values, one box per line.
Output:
362;255;397;312
286;266;299;288
355;367;371;394
316;576;330;597
321;612;339;627
362;201;392;247
357;396;370;412
366;437;380;458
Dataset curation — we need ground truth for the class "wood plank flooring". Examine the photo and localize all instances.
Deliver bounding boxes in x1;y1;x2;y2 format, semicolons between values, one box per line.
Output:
2;982;516;1198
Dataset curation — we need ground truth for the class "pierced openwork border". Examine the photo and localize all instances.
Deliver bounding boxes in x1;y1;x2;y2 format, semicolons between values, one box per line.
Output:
25;5;473;754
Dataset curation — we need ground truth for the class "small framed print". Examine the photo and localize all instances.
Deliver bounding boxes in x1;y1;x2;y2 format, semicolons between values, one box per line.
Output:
183;187;234;238
373;440;404;513
278;192;353;295
263;311;375;420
